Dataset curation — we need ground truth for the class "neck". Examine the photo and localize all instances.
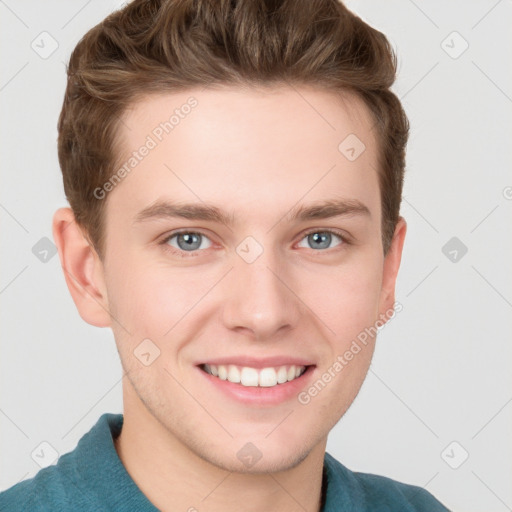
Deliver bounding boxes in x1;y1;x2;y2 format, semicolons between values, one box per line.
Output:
114;389;326;512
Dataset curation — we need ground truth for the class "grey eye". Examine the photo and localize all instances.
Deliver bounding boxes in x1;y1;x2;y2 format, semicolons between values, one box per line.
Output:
297;231;343;250
167;232;212;252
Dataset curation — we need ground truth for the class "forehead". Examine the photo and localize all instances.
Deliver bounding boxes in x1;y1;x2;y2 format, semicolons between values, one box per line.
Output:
107;84;380;226
120;84;376;152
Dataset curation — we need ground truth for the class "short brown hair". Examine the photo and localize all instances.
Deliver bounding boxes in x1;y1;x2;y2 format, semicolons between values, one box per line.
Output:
58;0;409;257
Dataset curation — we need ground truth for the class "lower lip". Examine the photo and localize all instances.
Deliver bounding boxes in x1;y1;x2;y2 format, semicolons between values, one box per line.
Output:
197;366;315;407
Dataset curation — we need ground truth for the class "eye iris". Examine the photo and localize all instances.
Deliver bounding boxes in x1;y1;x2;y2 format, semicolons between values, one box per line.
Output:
173;232;336;252
177;233;201;251
309;232;331;250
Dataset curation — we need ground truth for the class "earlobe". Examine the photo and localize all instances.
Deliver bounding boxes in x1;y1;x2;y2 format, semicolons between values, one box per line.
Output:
52;207;111;328
378;217;407;318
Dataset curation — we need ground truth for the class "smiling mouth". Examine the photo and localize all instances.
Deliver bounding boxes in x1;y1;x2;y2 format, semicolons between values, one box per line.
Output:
200;363;309;388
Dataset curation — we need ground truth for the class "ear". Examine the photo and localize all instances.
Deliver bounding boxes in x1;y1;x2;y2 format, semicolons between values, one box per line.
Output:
52;207;111;327
378;216;407;317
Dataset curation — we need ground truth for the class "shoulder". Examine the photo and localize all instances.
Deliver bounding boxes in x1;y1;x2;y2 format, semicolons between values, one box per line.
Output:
323;452;451;512
0;455;85;511
0;413;123;511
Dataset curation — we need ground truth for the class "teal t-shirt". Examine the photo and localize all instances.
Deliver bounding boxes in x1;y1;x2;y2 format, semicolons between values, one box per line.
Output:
0;413;450;511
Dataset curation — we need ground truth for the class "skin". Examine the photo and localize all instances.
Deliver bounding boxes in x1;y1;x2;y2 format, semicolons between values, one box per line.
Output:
53;84;406;512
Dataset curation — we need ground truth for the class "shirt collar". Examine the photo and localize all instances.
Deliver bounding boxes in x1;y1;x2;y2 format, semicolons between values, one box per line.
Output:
72;413;159;510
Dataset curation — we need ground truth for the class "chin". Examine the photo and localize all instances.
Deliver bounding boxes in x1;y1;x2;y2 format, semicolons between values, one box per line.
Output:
204;442;313;474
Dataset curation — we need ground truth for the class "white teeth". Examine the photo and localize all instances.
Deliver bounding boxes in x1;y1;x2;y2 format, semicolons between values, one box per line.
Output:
228;365;241;383
240;367;259;386
259;368;277;387
218;365;228;380
276;366;288;384
203;364;306;387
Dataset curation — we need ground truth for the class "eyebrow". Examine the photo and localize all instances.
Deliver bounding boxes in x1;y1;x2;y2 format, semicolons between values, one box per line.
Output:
133;198;370;227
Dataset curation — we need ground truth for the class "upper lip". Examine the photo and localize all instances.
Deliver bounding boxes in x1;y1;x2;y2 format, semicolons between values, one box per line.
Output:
197;356;315;369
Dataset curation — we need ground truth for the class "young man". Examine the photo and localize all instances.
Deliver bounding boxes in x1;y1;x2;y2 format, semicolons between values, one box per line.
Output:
0;0;450;510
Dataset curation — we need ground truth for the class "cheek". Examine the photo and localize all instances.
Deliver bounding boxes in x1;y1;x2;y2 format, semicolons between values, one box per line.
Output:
104;256;172;336
106;255;214;344
298;254;383;345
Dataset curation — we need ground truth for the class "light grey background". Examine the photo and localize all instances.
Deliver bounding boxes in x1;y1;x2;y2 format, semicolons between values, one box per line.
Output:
1;1;511;511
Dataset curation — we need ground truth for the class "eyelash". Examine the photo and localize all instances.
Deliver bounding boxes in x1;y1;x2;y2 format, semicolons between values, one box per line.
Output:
159;228;350;258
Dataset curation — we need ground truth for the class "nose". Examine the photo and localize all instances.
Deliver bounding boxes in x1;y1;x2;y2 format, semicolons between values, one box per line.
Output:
221;244;301;340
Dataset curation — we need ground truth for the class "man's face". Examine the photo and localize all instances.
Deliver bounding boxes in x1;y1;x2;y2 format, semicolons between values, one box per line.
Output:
100;85;398;472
